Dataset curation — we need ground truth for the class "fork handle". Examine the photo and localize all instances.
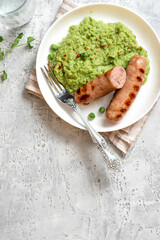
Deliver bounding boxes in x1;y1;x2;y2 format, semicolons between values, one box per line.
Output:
72;104;121;169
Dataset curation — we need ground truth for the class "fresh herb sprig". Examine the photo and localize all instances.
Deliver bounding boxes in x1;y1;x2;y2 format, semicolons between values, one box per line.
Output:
0;33;35;62
0;33;35;81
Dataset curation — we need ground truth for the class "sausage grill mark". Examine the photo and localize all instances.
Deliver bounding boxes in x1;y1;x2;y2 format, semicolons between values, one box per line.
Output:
76;89;80;94
125;99;131;107
120;108;127;113
139;68;145;74
133;85;140;92
90;81;94;91
116;114;122;119
137;76;142;82
82;85;87;92
129;92;136;99
91;83;95;91
80;94;90;101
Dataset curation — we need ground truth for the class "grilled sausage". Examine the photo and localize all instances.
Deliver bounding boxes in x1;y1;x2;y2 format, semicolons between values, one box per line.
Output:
106;55;147;122
74;66;126;104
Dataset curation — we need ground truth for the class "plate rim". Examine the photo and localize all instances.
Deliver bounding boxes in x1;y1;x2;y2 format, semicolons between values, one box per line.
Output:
36;3;160;132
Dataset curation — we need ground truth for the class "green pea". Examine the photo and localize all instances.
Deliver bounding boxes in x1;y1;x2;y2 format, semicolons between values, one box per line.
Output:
48;53;54;60
51;44;58;50
88;112;95;120
81;52;88;59
99;107;105;114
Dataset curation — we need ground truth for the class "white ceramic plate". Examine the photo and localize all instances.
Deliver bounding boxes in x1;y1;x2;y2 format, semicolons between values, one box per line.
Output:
36;3;160;132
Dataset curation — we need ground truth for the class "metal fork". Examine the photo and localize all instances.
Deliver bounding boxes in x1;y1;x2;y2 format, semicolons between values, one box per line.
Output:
41;64;121;170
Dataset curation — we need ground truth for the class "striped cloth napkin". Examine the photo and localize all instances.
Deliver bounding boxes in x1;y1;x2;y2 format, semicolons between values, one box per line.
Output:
26;0;151;155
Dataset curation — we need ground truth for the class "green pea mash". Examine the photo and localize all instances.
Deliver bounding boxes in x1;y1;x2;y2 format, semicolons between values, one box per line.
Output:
49;17;150;93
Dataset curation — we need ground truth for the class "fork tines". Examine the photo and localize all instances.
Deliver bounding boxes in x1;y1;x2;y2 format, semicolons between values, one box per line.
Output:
40;64;65;95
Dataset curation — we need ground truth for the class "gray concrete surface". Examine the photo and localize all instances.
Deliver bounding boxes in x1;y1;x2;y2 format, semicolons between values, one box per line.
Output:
0;0;160;239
